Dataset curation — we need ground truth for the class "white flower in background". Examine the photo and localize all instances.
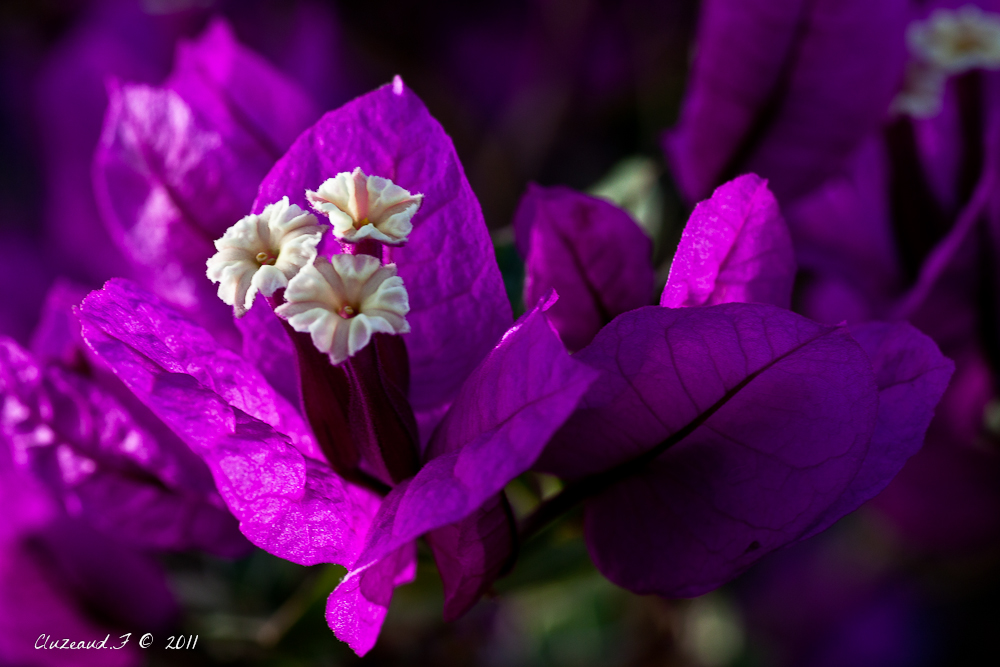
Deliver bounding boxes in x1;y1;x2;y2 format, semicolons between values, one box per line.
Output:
909;5;1000;73
892;5;1000;118
206;197;324;317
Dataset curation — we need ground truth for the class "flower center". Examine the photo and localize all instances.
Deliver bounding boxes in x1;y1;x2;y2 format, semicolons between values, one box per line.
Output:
306;167;423;246
954;32;985;56
339;305;357;319
256;251;277;266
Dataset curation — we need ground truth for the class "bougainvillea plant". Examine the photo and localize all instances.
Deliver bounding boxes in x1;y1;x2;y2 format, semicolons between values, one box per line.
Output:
75;60;952;659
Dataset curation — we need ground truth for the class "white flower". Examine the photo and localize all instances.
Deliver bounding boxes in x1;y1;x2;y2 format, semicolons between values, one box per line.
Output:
275;254;410;365
909;5;1000;73
206;197;324;317
306;167;422;246
891;6;1000;118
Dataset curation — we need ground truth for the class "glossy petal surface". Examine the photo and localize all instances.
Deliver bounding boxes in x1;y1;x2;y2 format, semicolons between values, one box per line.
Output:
78;279;372;566
92;19;318;342
255;79;512;439
539;304;878;596
92;82;252;338
661;174;795;309
514;184;654;351
326;543;416;657
237;298;302;408
0;337;246;556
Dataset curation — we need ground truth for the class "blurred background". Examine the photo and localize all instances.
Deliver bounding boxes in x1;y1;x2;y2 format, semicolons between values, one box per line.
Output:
2;0;1000;665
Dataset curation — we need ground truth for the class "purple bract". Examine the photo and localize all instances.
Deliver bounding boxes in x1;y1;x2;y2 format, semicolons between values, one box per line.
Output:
519;174;952;596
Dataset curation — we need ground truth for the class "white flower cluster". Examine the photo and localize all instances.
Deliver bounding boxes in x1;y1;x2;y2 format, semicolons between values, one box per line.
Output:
206;171;418;364
892;5;1000;118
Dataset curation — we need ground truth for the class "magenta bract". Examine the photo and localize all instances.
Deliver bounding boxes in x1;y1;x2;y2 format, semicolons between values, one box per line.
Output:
513;184;654;351
528;174;951;599
661;173;795;309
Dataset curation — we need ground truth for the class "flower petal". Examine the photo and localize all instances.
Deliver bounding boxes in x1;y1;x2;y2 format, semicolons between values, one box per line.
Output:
326;542;416;657
425;493;515;621
661;174;795;309
92;19;319;341
514;184;654;351
92;82;250;341
799;321;953;537
77;279;372;566
348;296;597;575
665;0;908;203
1;334;248;557
167;17;319;162
539;304;881;596
237;298;302;409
